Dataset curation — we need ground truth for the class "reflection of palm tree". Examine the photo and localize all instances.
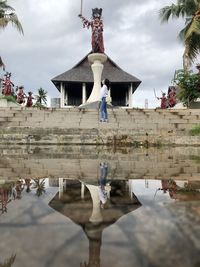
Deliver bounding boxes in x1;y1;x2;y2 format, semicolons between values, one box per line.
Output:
33;178;46;197
0;254;16;267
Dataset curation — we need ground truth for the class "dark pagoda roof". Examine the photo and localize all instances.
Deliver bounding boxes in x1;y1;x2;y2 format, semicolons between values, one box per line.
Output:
51;52;141;89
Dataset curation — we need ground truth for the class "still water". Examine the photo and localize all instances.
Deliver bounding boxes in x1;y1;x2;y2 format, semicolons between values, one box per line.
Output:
0;145;200;267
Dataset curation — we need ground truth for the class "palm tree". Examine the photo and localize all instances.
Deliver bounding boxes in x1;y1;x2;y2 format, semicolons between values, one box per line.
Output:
36;87;48;106
0;0;23;70
159;0;200;71
0;0;23;34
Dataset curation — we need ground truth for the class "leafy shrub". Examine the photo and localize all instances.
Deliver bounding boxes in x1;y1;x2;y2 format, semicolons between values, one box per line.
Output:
173;69;200;107
0;95;17;103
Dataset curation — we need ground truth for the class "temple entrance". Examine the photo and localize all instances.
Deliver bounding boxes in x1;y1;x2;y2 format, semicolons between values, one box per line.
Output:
111;83;128;106
67;83;82;106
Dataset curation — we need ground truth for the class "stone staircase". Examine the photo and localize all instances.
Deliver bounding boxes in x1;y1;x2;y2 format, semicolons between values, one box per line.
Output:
0;107;199;145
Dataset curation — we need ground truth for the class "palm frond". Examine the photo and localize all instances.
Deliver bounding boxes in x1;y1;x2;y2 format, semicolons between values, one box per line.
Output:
187;34;200;62
184;18;200;39
159;3;188;22
0;0;15;12
0;0;23;34
4;13;23;34
178;27;186;41
177;0;198;15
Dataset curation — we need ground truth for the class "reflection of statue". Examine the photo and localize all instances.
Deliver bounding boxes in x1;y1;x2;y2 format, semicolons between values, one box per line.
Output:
78;8;104;53
0;185;13;213
15;180;24;199
2;72;14;96
161;179;200;201
161;179;177;199
25;178;32;193
49;179;141;267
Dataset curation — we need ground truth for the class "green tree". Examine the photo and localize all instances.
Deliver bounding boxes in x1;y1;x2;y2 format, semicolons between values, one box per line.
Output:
0;0;23;34
159;0;200;71
36;87;48;106
174;69;200;106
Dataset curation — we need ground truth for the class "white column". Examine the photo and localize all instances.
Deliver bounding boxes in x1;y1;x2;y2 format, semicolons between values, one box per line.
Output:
107;86;112;104
64;89;68;106
128;179;133;200
60;83;65;108
86;53;107;103
82;83;86;104
125;90;128;106
59;178;64;199
81;182;85;199
86;184;103;223
128;83;133;107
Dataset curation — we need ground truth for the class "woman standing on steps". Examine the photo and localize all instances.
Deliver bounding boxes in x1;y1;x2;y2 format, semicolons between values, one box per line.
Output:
99;79;110;122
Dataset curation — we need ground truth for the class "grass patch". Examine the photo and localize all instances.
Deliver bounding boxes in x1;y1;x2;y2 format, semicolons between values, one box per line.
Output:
189;124;200;136
190;155;200;163
0;95;17;103
32;103;48;109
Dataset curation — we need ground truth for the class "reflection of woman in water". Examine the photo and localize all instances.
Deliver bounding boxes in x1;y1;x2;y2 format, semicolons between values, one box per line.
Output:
98;162;108;208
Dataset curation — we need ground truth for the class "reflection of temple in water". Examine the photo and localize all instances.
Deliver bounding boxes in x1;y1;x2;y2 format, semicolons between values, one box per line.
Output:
49;179;141;267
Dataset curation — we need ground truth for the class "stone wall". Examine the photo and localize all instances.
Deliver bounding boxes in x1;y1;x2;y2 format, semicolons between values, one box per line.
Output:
0;145;199;182
0;107;199;145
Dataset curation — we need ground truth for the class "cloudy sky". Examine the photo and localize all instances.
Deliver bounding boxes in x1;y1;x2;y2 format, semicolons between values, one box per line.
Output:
0;0;192;107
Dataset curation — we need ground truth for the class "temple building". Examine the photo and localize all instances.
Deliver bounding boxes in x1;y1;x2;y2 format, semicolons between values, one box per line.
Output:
51;52;141;108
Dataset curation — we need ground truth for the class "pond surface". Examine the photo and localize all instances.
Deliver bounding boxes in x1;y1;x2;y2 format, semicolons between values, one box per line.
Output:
0;146;200;267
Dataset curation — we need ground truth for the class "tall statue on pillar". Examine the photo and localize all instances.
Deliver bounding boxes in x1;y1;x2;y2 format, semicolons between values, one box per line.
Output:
78;6;108;107
78;8;104;53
